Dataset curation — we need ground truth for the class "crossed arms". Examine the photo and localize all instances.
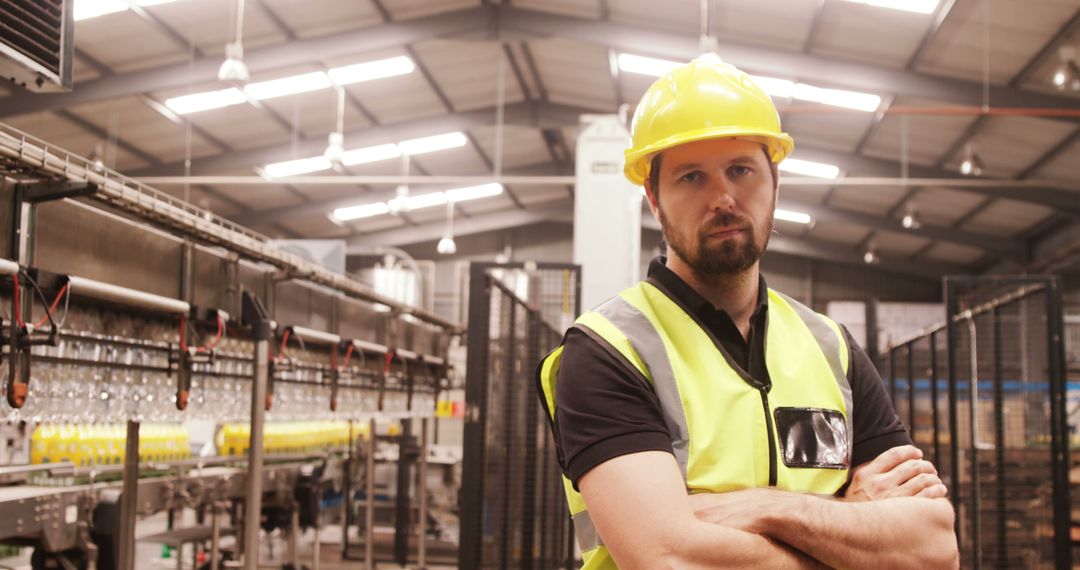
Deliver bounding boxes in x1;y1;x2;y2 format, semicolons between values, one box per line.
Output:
578;445;959;569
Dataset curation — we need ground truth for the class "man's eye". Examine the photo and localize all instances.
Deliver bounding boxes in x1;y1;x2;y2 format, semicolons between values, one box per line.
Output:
680;171;704;183
729;165;753;177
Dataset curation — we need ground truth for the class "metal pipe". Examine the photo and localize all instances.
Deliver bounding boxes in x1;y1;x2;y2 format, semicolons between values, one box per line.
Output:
395;348;418;361
67;275;190;315
0;258;18;276
365;417;375;570
244;338;270;570
418;417;429;569
289;325;341;346
312;517;321;570
963;310;983;570
118;421;140;570
287;508;299;566
131;174;1078;190
210;502;222;570
421;355;445;366
352;339;389;354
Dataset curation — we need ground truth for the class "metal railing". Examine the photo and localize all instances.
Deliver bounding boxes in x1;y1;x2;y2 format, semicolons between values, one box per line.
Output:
882;276;1072;570
0;121;459;331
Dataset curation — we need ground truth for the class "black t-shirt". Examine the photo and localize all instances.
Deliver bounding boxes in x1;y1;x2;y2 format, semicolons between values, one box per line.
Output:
550;257;912;488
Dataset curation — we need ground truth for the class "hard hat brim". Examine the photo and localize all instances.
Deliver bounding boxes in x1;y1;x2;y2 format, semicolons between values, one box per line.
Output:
624;127;795;186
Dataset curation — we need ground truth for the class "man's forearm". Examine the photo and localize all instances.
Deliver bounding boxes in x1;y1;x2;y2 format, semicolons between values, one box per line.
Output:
658;521;826;570
756;492;958;570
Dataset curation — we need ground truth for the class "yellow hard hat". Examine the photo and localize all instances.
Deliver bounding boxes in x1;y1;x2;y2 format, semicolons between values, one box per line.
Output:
623;55;794;186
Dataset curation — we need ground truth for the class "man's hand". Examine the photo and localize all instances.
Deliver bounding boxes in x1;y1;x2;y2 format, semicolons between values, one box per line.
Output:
844;445;947;501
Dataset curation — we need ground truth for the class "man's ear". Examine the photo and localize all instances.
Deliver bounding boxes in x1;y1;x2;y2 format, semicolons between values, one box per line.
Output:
643;179;660;217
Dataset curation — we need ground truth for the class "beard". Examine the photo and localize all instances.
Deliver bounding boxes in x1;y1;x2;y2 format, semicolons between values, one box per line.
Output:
658;207;771;279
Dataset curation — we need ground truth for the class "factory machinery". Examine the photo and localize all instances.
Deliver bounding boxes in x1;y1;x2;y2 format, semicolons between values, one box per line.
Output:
0;121;460;570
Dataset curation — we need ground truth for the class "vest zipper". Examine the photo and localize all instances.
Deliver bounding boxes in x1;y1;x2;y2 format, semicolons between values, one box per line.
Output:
759;386;778;487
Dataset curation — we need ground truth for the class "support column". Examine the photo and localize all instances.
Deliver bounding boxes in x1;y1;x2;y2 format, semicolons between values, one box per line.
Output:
117;421;140;570
244;338;269;569
574;115;641;311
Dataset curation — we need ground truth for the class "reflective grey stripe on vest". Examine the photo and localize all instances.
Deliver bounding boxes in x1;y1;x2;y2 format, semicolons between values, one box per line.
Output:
772;291;855;463
573;511;603;551
592;294;691;481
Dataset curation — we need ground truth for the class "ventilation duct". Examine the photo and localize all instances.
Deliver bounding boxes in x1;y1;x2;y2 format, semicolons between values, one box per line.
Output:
0;0;74;92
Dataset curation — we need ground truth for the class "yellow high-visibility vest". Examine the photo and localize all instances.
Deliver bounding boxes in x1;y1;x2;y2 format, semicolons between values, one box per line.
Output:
538;280;852;569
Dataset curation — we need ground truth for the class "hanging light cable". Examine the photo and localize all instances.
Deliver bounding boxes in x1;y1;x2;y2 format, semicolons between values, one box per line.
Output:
960;143;984;176
698;0;719;55
324;85;346;164
863;244;879;265
902;202;922;230
1052;45;1080;91
388;153;410;214
437;200;457;255
218;0;250;82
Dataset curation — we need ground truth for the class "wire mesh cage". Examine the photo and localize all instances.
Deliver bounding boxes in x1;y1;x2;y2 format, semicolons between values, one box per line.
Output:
460;262;580;570
883;276;1071;570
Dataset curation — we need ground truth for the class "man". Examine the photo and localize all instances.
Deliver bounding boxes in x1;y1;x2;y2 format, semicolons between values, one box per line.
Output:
536;55;959;569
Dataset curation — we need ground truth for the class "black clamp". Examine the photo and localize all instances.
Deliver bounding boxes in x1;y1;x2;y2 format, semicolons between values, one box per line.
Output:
171;306;227;411
3;269;66;409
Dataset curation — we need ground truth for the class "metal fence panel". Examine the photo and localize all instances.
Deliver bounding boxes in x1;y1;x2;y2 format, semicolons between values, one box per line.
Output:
884;276;1071;570
460;262;580;570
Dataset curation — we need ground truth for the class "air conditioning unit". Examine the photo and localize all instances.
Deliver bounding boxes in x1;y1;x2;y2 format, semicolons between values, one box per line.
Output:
0;0;74;92
270;239;347;275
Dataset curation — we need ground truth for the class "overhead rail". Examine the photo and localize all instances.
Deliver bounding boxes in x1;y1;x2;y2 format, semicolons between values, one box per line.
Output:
131;174;1078;191
0;122;459;332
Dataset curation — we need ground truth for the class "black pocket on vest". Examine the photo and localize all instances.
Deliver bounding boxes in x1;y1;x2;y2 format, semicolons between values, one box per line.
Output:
773;407;849;469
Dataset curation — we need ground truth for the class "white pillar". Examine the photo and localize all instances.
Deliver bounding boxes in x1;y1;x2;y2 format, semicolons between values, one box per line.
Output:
574;115;642;312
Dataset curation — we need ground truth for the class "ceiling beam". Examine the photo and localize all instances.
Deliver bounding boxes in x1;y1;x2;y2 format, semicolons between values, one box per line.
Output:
128;101;583;177
0;7;486;119
780;198;1028;262
496;6;1080;124
350;200;960;278
790;145;1080;216
9;4;1075;126
229;162;561;227
345;202;572;251
128;100;1076;213
905;0;958;70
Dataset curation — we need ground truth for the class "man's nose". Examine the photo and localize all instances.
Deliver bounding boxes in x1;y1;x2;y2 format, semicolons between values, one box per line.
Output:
706;177;737;211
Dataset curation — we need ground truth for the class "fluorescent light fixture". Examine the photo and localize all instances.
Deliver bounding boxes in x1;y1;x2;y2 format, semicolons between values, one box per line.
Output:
748;75;795;99
263;133;466;179
245;71;332;101
793;83;881;112
263;156;332;179
446;183;503;202
618;53;680;77
341;143;401;166
617;52;879;111
332;202;391;221
328;183;504;223
774;208;812;224
328;56;415;85
74;0;182;20
398;132;467;155
74;0;129;20
399;191;448;211
779;158;841;179
845;0;939;14
164;88;247;115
